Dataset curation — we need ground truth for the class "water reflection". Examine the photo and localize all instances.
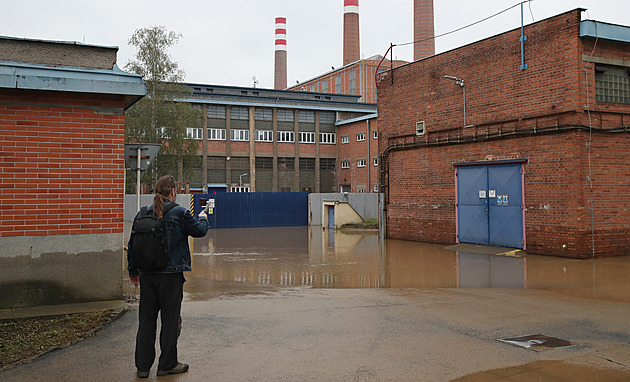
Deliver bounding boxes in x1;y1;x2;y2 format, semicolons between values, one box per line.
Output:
181;226;630;302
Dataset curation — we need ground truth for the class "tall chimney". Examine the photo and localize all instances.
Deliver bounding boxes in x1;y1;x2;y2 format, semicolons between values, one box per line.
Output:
274;17;287;90
413;0;435;61
343;0;360;65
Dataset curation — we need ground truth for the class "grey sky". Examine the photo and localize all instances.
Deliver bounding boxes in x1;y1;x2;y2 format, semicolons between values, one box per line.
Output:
1;1;627;88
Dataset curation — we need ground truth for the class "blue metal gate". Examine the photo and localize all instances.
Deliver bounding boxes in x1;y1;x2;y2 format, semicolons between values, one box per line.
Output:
456;161;525;249
192;192;308;229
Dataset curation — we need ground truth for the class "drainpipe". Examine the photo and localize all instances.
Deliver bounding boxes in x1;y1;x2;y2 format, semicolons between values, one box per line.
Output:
367;119;370;192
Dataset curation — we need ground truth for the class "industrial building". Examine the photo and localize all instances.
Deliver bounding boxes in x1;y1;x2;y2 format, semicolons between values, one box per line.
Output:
377;9;630;258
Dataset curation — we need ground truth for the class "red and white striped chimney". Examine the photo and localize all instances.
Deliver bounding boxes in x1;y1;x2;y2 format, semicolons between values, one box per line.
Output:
274;17;287;90
413;0;435;61
343;0;360;65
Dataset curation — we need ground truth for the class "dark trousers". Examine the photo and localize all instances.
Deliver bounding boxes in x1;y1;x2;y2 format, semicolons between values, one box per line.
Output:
135;272;184;372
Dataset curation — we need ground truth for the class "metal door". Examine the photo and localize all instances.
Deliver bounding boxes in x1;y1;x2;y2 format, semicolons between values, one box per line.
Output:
456;163;524;249
327;205;335;229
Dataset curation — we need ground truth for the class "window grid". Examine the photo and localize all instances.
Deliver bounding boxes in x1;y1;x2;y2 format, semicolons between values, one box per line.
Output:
299;132;316;143
277;109;294;122
341;135;350;144
207;105;226;119
356;133;366;141
341;160;350;169
254;108;273;121
299;111;315;123
357;159;366;168
255;130;273;142
186;128;202;140
320;158;336;170
595;65;630;104
208;128;226;140
319;132;336;144
299;158;316;170
231;107;249;120
231;186;250;193
230;129;249;141
278;131;295;143
320;112;335;124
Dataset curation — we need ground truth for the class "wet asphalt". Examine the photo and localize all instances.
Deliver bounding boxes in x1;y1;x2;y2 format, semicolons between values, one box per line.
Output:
2;287;630;381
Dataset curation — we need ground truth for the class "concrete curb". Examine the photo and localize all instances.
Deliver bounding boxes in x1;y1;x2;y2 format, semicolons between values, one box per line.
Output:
0;300;127;321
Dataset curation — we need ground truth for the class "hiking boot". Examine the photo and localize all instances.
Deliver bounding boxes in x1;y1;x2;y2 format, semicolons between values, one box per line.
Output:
137;370;149;378
157;362;189;376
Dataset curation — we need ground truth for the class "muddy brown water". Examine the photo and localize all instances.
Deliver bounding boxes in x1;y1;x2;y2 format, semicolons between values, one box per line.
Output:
170;226;630;303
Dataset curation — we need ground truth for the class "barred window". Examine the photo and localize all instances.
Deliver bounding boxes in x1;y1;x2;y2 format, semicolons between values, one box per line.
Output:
595;65;630;104
320;158;336;170
299;158;316;170
278;157;295;170
230;129;249;141
207;105;226;119
277;109;294;122
255;108;273;121
231;107;249;120
278;131;295;142
208;128;226;140
255;157;273;169
299;132;316;143
255;130;273;142
319;132;336;144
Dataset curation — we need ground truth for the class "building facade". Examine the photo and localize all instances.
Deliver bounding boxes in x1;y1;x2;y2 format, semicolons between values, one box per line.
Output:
377;9;630;258
0;36;145;308
336;114;379;193
180;84;377;193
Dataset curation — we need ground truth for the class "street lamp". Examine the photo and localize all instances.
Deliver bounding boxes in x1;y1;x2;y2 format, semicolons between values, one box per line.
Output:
444;75;469;128
239;173;248;188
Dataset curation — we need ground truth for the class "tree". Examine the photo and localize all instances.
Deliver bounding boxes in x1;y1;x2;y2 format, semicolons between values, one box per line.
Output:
124;26;201;192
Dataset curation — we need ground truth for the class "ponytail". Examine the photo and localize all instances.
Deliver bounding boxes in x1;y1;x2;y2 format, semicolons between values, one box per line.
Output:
153;175;176;217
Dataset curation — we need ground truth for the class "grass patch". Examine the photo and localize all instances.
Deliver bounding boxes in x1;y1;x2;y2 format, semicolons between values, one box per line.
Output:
0;309;120;371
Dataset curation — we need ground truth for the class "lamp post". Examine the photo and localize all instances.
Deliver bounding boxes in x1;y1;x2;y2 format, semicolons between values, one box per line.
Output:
239;173;248;189
444;75;468;128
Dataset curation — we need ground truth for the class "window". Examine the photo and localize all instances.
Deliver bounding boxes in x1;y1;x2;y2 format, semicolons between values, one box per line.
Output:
256;157;273;169
278;131;295;142
208;128;226;140
277;109;294;122
357;185;366;193
299;158;315;170
320;112;335;124
230;129;249;141
341;160;350;169
373;184;379;193
255;108;273;121
341;135;350;144
299;132;316;143
319;132;336;144
356;133;366;141
321;81;328;93
349;70;357;95
595;64;630;104
320;158;336;170
278;157;295;170
186;128;202;140
308;84;316;92
207;105;226;119
373;157;379;166
373;130;378;139
231;186;250;192
231;107;249;120
357;159;366;168
335;74;342;94
255;130;273;142
299;111;315;123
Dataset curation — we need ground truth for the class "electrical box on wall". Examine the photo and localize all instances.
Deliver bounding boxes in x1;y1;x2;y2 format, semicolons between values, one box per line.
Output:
416;121;426;136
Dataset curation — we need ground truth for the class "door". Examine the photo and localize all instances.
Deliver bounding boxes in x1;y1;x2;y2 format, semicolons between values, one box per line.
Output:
457;163;524;249
327;205;335;229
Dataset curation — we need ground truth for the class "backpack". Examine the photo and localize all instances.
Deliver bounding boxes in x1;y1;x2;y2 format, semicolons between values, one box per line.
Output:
128;203;178;271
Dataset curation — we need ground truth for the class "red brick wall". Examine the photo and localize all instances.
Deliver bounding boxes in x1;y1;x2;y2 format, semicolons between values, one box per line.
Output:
377;9;630;257
0;89;128;237
337;117;379;192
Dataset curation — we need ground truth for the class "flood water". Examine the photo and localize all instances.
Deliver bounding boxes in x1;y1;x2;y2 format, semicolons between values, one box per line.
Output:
176;226;630;303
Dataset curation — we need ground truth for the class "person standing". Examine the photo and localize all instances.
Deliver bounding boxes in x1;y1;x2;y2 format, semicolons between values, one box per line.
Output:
128;175;209;378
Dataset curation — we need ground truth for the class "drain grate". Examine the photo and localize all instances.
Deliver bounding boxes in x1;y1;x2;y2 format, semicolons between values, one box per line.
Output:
497;334;577;351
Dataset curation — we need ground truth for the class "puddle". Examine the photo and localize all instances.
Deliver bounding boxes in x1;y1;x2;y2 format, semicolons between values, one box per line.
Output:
123;225;630;302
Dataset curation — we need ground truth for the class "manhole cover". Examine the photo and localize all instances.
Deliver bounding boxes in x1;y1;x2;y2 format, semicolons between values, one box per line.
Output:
497;334;577;351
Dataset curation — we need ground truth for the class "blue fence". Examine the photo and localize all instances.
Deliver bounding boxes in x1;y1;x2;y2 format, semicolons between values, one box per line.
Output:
191;192;309;229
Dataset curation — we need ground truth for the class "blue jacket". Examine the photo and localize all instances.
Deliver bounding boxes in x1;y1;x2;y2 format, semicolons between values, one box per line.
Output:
128;200;209;276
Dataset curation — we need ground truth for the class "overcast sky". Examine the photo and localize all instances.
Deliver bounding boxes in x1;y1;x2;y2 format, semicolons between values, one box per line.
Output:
1;1;627;88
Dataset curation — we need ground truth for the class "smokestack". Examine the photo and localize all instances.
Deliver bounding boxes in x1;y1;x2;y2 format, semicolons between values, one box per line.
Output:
414;0;435;61
343;0;360;65
274;17;287;90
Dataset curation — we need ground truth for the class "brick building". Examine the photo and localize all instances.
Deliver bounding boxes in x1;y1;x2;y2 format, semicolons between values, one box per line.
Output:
179;84;376;193
377;9;630;258
337;113;379;193
0;37;146;308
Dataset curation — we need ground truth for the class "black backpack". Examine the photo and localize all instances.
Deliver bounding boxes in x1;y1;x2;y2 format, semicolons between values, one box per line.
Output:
128;203;178;271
